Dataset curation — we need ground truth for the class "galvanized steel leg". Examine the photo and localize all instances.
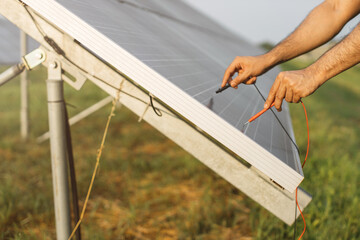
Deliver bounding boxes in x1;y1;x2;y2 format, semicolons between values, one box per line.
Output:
47;60;71;240
20;30;29;140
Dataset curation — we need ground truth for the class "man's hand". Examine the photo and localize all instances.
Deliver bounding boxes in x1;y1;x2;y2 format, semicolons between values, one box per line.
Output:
266;23;360;112
264;69;321;111
221;55;273;88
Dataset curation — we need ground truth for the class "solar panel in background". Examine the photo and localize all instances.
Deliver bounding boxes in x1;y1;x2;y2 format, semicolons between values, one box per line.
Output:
22;0;303;191
0;18;38;64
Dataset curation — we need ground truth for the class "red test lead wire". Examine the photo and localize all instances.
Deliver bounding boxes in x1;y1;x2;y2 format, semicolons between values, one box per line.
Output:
296;100;309;240
245;102;276;125
245;100;309;240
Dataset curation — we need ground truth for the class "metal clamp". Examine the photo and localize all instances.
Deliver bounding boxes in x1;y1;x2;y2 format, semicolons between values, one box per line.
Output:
0;48;46;87
42;47;87;90
22;48;46;70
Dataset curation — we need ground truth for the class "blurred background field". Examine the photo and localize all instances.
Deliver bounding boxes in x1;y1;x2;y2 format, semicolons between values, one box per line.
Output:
0;57;359;239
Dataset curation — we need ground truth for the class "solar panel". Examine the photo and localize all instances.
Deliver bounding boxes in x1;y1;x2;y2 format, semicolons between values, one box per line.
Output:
0;19;19;63
0;18;38;64
22;0;303;192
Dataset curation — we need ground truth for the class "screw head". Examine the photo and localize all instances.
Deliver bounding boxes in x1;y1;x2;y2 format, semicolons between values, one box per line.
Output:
49;62;58;69
35;52;43;59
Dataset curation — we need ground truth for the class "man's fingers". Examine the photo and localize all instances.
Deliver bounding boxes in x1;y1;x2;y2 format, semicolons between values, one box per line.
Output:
221;70;232;87
274;85;286;111
228;78;238;89
230;74;249;88
293;94;301;103
264;79;280;109
244;76;257;85
285;88;293;103
222;63;238;87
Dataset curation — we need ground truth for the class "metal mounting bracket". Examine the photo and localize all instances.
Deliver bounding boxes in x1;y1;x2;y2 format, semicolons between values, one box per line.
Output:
22;48;46;70
42;47;87;90
0;48;46;87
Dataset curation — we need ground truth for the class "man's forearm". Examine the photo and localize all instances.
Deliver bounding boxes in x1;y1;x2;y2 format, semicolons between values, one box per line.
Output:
263;0;360;68
264;23;360;111
305;24;360;87
221;0;360;89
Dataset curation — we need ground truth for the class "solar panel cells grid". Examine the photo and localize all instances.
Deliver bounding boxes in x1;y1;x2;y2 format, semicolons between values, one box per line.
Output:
22;0;304;191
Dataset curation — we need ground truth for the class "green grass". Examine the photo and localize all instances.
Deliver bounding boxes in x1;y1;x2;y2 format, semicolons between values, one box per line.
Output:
0;61;359;239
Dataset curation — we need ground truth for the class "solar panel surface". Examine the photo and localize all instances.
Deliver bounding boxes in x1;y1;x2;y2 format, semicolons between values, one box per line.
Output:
22;0;303;191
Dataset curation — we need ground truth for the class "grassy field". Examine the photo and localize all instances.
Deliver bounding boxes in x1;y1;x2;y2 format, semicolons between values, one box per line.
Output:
0;60;359;240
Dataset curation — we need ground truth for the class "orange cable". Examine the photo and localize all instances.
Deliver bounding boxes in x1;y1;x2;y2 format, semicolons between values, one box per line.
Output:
246;100;310;239
247;102;276;123
301;101;309;168
296;100;309;240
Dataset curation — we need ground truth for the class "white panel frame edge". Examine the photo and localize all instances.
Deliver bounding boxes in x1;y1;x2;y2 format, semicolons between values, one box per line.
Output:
0;0;311;225
21;0;304;192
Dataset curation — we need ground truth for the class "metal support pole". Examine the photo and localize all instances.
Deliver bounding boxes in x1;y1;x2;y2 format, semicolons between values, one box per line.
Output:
47;60;71;240
20;30;29;140
0;64;25;86
37;96;113;143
